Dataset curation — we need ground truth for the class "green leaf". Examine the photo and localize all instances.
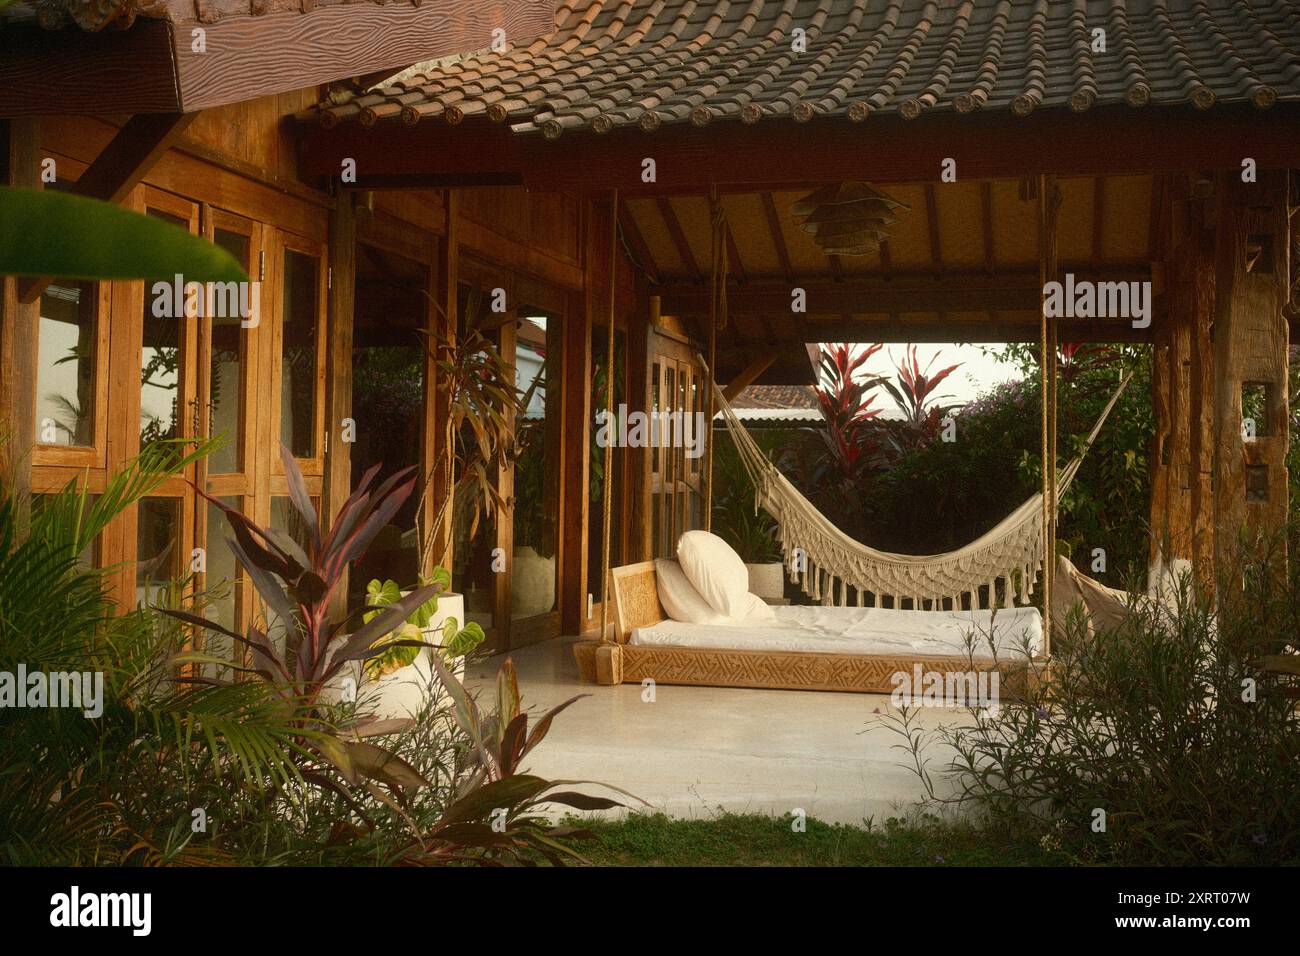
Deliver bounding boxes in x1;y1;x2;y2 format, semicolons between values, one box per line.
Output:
0;187;249;283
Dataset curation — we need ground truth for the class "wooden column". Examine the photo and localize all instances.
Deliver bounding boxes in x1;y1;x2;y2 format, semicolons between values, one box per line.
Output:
1158;186;1216;587
324;190;355;611
558;212;592;634
1211;170;1291;582
0;118;39;520
1148;321;1172;565
625;292;656;564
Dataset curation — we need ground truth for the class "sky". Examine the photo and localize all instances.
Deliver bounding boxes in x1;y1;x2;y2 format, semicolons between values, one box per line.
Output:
848;342;1023;407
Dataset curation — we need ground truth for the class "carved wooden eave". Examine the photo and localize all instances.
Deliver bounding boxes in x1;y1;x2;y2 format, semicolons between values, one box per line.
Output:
0;0;558;116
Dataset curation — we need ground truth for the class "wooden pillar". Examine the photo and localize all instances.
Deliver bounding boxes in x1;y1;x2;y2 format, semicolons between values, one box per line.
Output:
0;118;39;521
625;291;656;563
1158;186;1216;587
323;190;355;611
558;267;591;635
1211;170;1291;582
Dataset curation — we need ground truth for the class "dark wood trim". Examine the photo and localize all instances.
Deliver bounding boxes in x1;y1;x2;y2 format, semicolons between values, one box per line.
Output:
715;318;1156;346
18;112;199;303
722;355;777;401
661;270;1150;317
0;20;180;117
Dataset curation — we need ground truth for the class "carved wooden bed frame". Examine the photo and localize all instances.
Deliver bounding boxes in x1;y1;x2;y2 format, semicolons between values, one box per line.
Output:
572;561;1036;695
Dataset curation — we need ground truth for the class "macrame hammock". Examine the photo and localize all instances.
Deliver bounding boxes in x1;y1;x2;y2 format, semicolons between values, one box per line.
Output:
710;370;1130;611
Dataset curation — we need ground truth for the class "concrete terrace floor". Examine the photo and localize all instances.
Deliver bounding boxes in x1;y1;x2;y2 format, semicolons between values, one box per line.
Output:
464;638;976;827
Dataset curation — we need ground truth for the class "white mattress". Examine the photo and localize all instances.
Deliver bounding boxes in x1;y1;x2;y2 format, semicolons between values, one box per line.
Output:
631;603;1042;659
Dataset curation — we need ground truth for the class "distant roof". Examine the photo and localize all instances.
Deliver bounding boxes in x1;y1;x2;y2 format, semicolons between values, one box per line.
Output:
721;385;823;424
312;0;1300;134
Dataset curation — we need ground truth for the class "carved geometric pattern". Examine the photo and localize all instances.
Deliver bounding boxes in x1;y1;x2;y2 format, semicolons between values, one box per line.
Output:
573;642;1029;696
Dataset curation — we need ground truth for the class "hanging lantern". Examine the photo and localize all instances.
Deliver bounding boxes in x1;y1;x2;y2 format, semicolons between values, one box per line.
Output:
791;182;908;257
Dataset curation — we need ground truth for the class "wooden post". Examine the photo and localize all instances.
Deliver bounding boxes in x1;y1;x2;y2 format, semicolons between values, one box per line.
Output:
558;268;592;635
1211;170;1291;584
0;118;39;524
323;189;355;616
625;292;656;563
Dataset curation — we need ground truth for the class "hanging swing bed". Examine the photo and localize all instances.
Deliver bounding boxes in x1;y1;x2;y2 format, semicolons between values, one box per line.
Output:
573;180;1127;695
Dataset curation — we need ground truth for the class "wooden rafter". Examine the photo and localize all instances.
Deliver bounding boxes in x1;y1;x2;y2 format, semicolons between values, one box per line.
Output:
980;180;996;276
879;238;893;277
760;191;794;285
619;204;660;285
723;222;748;285
656;196;701;282
1090;177;1106;271
722;355;777;401
924;183;943;277
17;111;199;304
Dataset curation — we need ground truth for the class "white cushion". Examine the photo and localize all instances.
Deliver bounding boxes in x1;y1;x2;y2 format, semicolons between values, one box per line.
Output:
676;530;755;619
739;590;777;621
655;559;730;625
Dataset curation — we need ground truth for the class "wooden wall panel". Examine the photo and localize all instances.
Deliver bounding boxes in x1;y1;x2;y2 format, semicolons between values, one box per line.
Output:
1211;170;1291;581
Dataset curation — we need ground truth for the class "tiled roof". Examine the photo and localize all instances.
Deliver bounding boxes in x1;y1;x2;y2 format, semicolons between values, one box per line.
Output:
8;0;430;30
734;384;821;410
312;0;1300;135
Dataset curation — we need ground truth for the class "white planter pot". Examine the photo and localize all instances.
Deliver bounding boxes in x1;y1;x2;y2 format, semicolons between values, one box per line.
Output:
746;562;786;602
511;545;555;618
320;592;467;719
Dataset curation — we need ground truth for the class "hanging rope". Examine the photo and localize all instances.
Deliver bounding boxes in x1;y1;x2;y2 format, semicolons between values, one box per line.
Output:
599;189;619;644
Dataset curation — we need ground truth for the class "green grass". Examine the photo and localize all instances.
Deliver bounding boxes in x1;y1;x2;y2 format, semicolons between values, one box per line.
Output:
571;812;1062;867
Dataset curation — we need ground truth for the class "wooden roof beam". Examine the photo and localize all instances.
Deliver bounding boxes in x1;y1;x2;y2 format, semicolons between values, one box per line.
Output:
660;270;1151;316
657;197;702;283
619;204;660;285
722;355;778;402
760;191;794;285
17;111;198;304
715;318;1156;346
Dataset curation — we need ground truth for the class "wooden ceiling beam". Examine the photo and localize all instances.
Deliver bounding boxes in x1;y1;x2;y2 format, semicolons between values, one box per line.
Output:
1091;177;1106;271
760;191;794;285
660;270;1150;316
17;111;199;304
722;355;778;401
656;196;702;283
724;222;749;285
924;183;943;277
619;204;660;285
980;181;995;277
715;318;1155;346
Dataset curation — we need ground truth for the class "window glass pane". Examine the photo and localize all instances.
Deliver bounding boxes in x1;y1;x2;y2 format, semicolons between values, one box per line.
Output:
281;249;319;458
512;313;558;621
209;228;249;473
141;209;188;457
136;496;181;607
36;281;96;446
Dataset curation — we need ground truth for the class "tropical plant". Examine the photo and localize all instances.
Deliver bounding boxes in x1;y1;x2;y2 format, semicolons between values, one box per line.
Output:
363;572;485;679
414;286;519;572
813;342;887;489
879;344;963;455
878;529;1300;865
711;430;783;563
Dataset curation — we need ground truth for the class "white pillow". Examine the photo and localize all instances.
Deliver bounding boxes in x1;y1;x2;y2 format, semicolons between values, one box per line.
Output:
676;530;754;618
739;590;777;621
655;559;730;625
